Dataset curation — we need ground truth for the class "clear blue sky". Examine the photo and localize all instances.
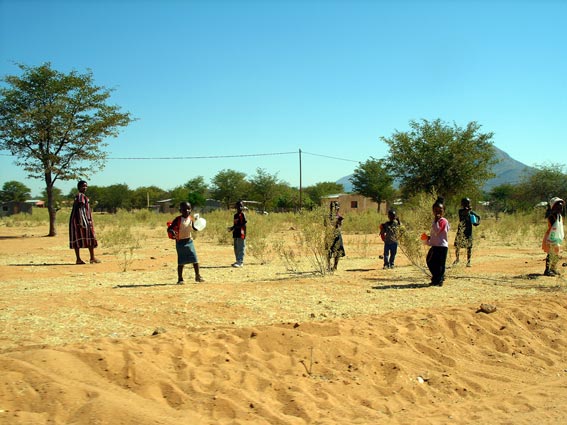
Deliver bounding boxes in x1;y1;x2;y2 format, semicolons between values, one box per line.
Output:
1;0;566;197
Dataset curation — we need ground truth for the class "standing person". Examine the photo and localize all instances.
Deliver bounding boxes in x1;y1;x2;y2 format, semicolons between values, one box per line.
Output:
167;202;205;284
379;209;401;269
326;201;346;272
422;197;450;287
542;197;564;276
454;197;481;267
228;200;247;268
69;180;99;264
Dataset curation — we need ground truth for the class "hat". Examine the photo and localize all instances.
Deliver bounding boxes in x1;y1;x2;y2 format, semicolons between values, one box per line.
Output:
549;197;564;208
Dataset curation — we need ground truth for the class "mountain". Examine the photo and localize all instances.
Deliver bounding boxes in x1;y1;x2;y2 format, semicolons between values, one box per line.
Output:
336;147;534;193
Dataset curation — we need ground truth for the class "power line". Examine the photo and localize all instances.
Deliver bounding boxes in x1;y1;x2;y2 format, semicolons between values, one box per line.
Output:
301;151;360;163
107;151;298;160
2;150;363;163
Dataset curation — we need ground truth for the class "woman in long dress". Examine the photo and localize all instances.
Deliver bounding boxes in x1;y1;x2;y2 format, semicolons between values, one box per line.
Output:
69;180;99;264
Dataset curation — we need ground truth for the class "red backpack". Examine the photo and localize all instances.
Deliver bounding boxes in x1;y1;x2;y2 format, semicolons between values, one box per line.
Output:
167;217;180;240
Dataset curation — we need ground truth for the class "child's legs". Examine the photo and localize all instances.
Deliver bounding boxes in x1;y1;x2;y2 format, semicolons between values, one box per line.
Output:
333;255;340;270
193;262;200;277
546;248;560;272
426;248;435;276
383;245;390;266
177;265;184;281
427;247;447;284
234;238;245;264
466;237;473;261
438;247;448;280
389;243;398;266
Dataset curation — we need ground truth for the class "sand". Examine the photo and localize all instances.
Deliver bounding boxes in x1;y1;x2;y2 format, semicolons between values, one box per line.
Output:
1;223;566;424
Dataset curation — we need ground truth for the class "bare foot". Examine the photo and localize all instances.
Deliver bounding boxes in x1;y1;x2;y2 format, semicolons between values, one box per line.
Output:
76;259;86;265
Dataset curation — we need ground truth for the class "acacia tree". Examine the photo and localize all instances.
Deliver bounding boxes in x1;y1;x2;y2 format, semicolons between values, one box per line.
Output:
184;176;209;208
350;158;395;209
210;169;248;208
303;181;344;205
0;63;133;235
514;164;567;209
249;168;280;212
382;119;497;200
0;180;31;203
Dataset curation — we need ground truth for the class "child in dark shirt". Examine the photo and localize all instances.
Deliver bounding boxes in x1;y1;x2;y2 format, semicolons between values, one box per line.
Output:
454;197;481;267
228;200;247;268
379;209;401;269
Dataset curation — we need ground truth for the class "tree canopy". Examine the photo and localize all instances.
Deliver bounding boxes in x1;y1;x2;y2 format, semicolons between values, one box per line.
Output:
0;63;133;235
249;168;280;212
210;169;249;208
0;180;31;203
514;164;567;210
303;182;344;206
350;158;395;207
382;119;497;200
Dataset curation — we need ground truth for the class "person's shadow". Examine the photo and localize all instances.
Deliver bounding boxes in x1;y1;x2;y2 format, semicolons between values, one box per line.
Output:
366;275;431;290
114;283;178;288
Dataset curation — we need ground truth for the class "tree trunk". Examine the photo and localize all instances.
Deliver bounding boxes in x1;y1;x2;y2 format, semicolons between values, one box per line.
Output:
45;175;58;236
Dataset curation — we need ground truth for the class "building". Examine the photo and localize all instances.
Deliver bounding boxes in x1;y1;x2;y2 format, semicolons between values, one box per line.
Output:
320;193;387;215
0;201;35;217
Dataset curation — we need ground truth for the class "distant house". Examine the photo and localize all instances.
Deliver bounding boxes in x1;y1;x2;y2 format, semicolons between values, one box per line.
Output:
320;193;387;215
202;198;223;213
0;201;34;217
152;199;177;214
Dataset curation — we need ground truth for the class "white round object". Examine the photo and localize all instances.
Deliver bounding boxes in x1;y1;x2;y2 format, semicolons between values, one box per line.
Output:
193;217;207;231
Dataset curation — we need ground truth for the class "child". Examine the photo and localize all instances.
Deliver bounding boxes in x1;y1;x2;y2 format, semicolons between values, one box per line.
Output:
379;209;401;269
228;200;247;268
542;197;564;276
423;197;450;286
326;201;345;272
454;197;481;267
167;202;205;284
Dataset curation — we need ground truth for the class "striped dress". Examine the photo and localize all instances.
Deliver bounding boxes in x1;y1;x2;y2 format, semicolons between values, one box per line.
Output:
69;192;98;249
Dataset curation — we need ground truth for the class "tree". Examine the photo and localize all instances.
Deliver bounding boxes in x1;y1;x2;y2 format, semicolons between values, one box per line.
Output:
382;119;497;200
184;176;208;208
130;185;168;209
514;164;567;210
274;183;300;211
40;186;63;209
210;169;248;208
183;176;208;196
0;180;31;203
488;183;518;215
249;168;280;212
303;181;344;206
96;184;131;213
0;63;133;235
350;158;395;208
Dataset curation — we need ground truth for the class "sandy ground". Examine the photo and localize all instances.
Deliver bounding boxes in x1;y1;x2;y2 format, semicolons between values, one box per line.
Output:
1;223;566;424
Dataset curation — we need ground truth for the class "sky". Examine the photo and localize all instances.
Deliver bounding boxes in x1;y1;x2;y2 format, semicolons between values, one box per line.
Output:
1;0;566;197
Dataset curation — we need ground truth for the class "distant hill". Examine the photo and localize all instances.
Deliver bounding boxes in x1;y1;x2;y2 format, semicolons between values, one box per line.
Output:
336;146;534;193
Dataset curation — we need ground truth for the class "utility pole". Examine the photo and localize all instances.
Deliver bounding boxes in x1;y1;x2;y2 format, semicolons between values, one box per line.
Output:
299;148;302;210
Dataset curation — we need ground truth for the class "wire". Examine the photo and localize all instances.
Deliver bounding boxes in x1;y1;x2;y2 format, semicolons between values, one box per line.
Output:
301;151;360;163
107;151;298;160
2;150;363;163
